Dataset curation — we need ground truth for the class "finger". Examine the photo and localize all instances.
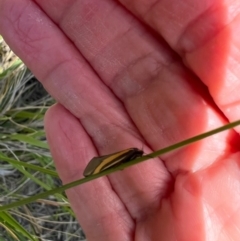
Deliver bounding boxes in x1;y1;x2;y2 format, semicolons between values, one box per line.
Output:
0;0;169;219
118;0;240;130
33;0;236;171
44;104;134;241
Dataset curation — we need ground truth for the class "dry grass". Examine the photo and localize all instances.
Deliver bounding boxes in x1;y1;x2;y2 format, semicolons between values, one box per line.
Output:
0;37;85;241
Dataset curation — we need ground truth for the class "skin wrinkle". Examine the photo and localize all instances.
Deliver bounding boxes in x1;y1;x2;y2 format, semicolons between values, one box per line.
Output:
74;103;137;151
94;34;130;63
128;169;161;205
97;5;121;33
142;0;161;19
12;3;56;58
94;48;126;75
94;201;134;240
90;125;119;149
87;117;142;151
130;64;194;143
48;79;86;118
83;2;99;21
54;0;74;22
89;216;131;241
90;25;142;72
151;4;183;36
62;1;130;58
43;57;78;85
112;53;165;99
178;6;227;53
13;18;40;56
67;4;123;65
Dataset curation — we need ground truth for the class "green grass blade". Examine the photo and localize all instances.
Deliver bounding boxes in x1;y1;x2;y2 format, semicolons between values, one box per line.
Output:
9;134;48;149
7;110;45;120
1;120;239;212
0;211;38;241
0;152;58;177
0;59;22;78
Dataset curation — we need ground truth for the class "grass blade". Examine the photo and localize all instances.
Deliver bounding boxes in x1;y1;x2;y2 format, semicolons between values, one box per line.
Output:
1;120;239;212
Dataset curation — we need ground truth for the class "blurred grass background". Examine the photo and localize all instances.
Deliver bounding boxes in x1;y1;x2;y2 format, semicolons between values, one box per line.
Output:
0;36;86;241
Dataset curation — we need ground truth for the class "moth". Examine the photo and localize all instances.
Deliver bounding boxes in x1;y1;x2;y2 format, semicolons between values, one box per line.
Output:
83;148;144;177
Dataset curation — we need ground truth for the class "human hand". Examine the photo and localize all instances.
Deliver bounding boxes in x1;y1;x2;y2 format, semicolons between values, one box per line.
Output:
1;0;240;240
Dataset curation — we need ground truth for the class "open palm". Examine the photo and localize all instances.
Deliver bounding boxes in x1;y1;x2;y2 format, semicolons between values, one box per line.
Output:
1;0;240;240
